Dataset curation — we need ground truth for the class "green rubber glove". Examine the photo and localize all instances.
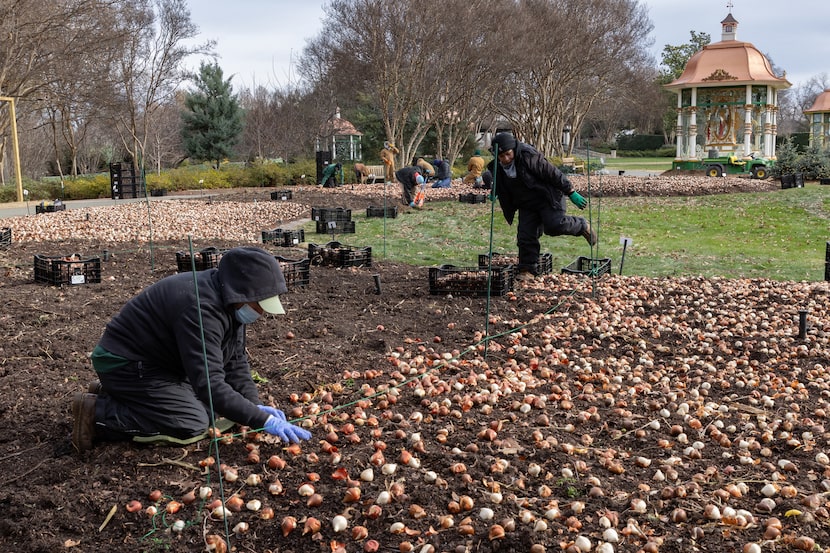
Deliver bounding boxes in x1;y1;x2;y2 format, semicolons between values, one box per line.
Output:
569;191;588;210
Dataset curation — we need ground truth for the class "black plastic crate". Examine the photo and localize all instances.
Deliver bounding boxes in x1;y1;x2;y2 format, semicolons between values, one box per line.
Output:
34;253;101;286
275;256;310;289
366;205;398;218
428;264;514;296
262;228;305;247
150;188;167;197
311;207;352;223
271;190;293;201
176;247;223;272
315;220;356;234
458;193;487;204
0;227;10;250
561;256;611;277
478;252;553;275
35;200;66;214
780;173;804;189
308;241;372;268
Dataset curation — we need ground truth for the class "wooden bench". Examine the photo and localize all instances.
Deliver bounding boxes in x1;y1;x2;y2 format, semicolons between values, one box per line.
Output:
562;157;585;174
366;165;386;183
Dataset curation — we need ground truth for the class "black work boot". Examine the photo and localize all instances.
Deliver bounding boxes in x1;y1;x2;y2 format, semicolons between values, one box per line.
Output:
88;380;103;394
72;392;98;452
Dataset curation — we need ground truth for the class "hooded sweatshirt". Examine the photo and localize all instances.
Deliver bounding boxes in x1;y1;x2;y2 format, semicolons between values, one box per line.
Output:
97;247;287;429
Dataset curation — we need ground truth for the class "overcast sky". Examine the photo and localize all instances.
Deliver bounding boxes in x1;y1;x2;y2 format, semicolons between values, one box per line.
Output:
187;0;830;91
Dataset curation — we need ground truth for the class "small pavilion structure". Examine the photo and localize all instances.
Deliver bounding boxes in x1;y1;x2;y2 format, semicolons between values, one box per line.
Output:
316;107;363;162
804;89;830;149
664;9;791;165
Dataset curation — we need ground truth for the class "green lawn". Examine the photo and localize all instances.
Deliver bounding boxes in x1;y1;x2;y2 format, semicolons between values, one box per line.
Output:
302;185;830;282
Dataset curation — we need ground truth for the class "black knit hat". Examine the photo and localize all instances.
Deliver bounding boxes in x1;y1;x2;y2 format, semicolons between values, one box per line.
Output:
491;133;517;155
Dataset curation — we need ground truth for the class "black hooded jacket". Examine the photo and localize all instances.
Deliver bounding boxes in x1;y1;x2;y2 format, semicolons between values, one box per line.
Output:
97;247;287;429
487;142;575;225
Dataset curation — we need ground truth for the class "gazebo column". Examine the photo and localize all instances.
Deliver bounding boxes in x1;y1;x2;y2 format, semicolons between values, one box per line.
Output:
743;85;753;156
675;95;684;160
688;88;698;159
689;107;698;159
766;86;778;158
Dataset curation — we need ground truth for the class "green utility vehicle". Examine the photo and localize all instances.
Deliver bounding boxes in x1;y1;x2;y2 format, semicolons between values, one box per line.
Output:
672;152;772;179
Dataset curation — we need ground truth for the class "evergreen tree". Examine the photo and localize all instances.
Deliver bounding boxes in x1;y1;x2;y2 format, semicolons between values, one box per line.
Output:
181;62;243;169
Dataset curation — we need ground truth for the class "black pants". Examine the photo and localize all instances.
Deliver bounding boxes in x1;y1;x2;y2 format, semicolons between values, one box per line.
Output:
516;200;587;274
95;361;210;440
400;181;417;205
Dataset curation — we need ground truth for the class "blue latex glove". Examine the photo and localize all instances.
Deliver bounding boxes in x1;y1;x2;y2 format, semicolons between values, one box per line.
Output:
569;191;588;210
263;415;311;443
257;405;286;421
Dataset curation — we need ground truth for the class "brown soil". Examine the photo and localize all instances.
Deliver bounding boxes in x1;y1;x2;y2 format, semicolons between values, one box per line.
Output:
1;184;829;553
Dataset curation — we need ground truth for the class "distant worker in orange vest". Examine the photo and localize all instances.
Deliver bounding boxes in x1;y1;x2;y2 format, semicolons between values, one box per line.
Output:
463;149;485;187
380;141;400;183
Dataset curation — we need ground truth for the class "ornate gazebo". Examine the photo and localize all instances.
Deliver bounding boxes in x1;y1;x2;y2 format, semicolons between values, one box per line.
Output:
805;89;830;149
316;107;363;162
664;10;791;165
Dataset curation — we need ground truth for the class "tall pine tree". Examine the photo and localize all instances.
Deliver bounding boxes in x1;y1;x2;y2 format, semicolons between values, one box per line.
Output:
181;62;243;169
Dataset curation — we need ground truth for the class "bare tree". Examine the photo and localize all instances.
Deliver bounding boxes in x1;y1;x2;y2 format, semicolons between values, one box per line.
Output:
238;85;279;160
0;0;123;182
490;0;654;156
419;0;501;165
584;64;666;144
307;0;448;167
237;82;320;162
106;0;213;173
148;93;186;172
303;0;500;168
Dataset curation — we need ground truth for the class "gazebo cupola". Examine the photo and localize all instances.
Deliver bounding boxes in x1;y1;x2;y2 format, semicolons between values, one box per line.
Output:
804;89;830;149
664;8;791;164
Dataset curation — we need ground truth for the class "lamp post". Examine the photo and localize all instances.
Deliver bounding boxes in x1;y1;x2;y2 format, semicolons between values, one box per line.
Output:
0;96;24;202
562;124;572;152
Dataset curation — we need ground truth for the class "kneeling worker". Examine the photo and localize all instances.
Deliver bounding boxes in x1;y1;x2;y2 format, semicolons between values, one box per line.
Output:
72;247;311;452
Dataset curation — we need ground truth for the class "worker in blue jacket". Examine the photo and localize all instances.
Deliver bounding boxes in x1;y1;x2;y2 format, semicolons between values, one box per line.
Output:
71;247;311;452
488;132;596;281
431;159;452;188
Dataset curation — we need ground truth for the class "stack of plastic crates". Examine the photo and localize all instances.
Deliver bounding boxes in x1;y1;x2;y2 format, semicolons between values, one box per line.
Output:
262;228;305;247
312;207;355;234
176;247;224;272
275;255;310;288
428;264;514;296
34;253;101;286
308;241;371;268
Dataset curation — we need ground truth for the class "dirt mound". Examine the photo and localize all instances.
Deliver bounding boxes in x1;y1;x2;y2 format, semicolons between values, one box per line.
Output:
1;182;827;553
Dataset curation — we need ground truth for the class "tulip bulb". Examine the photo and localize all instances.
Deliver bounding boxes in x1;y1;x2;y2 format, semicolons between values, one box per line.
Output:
332;515;348;532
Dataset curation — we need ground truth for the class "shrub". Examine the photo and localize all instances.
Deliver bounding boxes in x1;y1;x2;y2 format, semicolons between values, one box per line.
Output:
616;134;666;151
1;158;337;204
0;177;47;202
795;143;830;180
771;137;800;178
63;174;111;199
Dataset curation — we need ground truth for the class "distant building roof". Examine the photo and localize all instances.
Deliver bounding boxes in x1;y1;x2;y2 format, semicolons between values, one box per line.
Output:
805;89;830;114
664;12;790;91
323;107;362;136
